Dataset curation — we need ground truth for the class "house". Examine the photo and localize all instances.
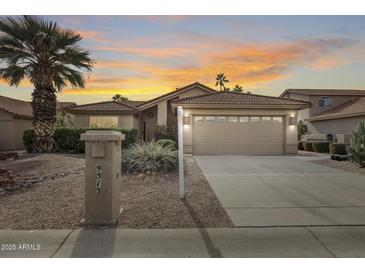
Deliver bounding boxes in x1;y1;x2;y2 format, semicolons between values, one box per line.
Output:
67;82;311;155
280;89;365;138
0;95;75;151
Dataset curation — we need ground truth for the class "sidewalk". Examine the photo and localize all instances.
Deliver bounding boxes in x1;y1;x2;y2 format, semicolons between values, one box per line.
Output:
1;226;365;258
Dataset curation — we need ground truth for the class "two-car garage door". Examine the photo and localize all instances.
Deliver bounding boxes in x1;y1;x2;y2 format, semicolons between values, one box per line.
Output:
193;115;284;155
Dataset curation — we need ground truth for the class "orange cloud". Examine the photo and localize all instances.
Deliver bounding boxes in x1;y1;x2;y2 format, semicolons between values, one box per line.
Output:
78;30;110;43
96;46;197;58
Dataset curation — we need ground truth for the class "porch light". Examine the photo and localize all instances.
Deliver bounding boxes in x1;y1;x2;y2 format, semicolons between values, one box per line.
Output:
289;116;296;126
183;115;191;125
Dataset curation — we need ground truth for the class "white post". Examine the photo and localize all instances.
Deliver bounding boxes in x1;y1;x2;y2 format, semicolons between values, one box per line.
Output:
177;106;185;198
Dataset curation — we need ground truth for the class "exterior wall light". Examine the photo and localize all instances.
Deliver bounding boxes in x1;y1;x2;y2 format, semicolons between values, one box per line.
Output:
183;115;191;125
289;116;296;126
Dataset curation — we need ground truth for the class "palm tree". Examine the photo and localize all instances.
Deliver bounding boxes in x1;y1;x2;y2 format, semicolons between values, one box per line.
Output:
0;16;94;152
232;85;243;93
215;73;229;91
112;94;128;101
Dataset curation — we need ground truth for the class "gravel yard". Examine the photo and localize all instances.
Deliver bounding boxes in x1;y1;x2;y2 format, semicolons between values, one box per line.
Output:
310;158;365;176
0;153;232;230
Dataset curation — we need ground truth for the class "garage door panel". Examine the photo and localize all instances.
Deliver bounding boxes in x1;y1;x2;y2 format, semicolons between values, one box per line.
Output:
193;116;284;155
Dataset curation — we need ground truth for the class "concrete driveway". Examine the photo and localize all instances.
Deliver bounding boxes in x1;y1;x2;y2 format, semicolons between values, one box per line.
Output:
195;156;365;227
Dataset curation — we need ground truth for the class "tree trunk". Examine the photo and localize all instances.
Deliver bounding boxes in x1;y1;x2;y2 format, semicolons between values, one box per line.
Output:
31;88;57;153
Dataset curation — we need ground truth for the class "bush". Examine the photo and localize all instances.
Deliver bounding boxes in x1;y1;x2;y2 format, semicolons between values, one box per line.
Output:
347;120;365;167
23;127;138;153
303;141;314;151
329;143;347;155
23;129;36;153
156;139;177;149
298;141;304;150
155;125;177;142
127;141;178;172
312;141;331;153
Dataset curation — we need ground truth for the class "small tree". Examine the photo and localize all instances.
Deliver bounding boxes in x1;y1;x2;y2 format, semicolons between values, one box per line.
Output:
348;120;365;167
297;120;307;141
55;108;74;128
112;94;128;101
232;85;243;93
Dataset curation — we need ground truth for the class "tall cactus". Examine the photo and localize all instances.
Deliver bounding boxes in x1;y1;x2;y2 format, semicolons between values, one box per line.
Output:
348;120;365;168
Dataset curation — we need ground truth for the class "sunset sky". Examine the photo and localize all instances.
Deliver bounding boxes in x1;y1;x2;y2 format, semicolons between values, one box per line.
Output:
1;15;365;104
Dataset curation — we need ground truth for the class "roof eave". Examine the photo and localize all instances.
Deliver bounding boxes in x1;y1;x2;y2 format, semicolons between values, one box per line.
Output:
66;109;137;115
306;111;365;122
171;103;311;110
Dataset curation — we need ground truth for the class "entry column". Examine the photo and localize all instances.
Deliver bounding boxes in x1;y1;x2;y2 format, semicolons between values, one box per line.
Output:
80;130;125;226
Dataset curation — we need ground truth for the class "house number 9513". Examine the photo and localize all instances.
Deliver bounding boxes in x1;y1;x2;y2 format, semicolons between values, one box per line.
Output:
96;164;102;195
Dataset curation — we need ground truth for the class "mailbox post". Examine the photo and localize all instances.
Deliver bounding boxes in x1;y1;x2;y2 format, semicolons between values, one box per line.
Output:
80;130;125;226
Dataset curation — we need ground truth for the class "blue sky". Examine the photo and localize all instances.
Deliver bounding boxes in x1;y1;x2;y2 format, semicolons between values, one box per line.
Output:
0;16;364;104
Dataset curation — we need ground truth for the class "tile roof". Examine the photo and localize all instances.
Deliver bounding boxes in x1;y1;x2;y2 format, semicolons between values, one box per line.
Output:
171;91;311;108
307;97;365;121
0;95;32;118
281;88;365;97
138;82;216;110
66;100;138;114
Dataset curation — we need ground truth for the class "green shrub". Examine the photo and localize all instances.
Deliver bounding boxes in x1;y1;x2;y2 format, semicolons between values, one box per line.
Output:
329;143;347;155
155;125;177;142
298;141;304;150
127;141;178;172
312;141;331;153
23;127;138;153
23;129;36;153
347;120;365;167
156;139;177;149
303;141;314;151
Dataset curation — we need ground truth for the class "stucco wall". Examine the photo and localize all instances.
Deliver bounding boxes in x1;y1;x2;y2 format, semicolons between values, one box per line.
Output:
0;110;32;150
311;116;365;136
181;108;298;155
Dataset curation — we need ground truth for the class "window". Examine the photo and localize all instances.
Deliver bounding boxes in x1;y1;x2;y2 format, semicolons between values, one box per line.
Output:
89;116;118;128
272;117;282;123
194;116;204;122
250;117;260;122
205;116;216;121
216;116;226;122
239;116;249;122
318;97;332;108
228;116;238;122
262;116;271;122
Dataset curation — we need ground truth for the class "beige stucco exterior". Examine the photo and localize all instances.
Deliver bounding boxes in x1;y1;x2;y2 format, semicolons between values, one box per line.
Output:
180;107;298;155
0;110;32;151
310;116;365;136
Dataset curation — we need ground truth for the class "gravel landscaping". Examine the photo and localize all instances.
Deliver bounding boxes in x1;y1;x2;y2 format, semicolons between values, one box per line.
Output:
0;153;232;230
310;158;365;176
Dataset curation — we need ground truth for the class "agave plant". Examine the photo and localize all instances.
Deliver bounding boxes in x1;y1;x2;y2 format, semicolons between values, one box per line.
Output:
0;16;94;152
128;141;178;172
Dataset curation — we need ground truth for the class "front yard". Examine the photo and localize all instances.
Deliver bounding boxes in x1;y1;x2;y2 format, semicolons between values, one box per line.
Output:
0;153;233;230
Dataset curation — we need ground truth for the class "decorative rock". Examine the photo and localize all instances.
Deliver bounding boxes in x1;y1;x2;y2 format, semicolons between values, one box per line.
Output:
145;171;152;175
136;173;145;179
23;182;32;188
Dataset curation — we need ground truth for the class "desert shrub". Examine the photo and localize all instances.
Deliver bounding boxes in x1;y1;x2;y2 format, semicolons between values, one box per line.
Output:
127;141;178;172
347;120;365;167
155;125;177;142
298;141;304;150
329;143;347;155
156;139;177;149
303;141;314;151
23;129;36;153
312;141;331;153
23;127;138;153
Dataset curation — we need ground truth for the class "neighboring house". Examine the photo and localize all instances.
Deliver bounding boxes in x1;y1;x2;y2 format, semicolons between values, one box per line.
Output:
0;95;75;151
67;82;311;155
280;89;365;137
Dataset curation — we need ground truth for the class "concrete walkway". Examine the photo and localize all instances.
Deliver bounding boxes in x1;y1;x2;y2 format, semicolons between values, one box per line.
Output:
2;226;365;258
195;156;365;227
